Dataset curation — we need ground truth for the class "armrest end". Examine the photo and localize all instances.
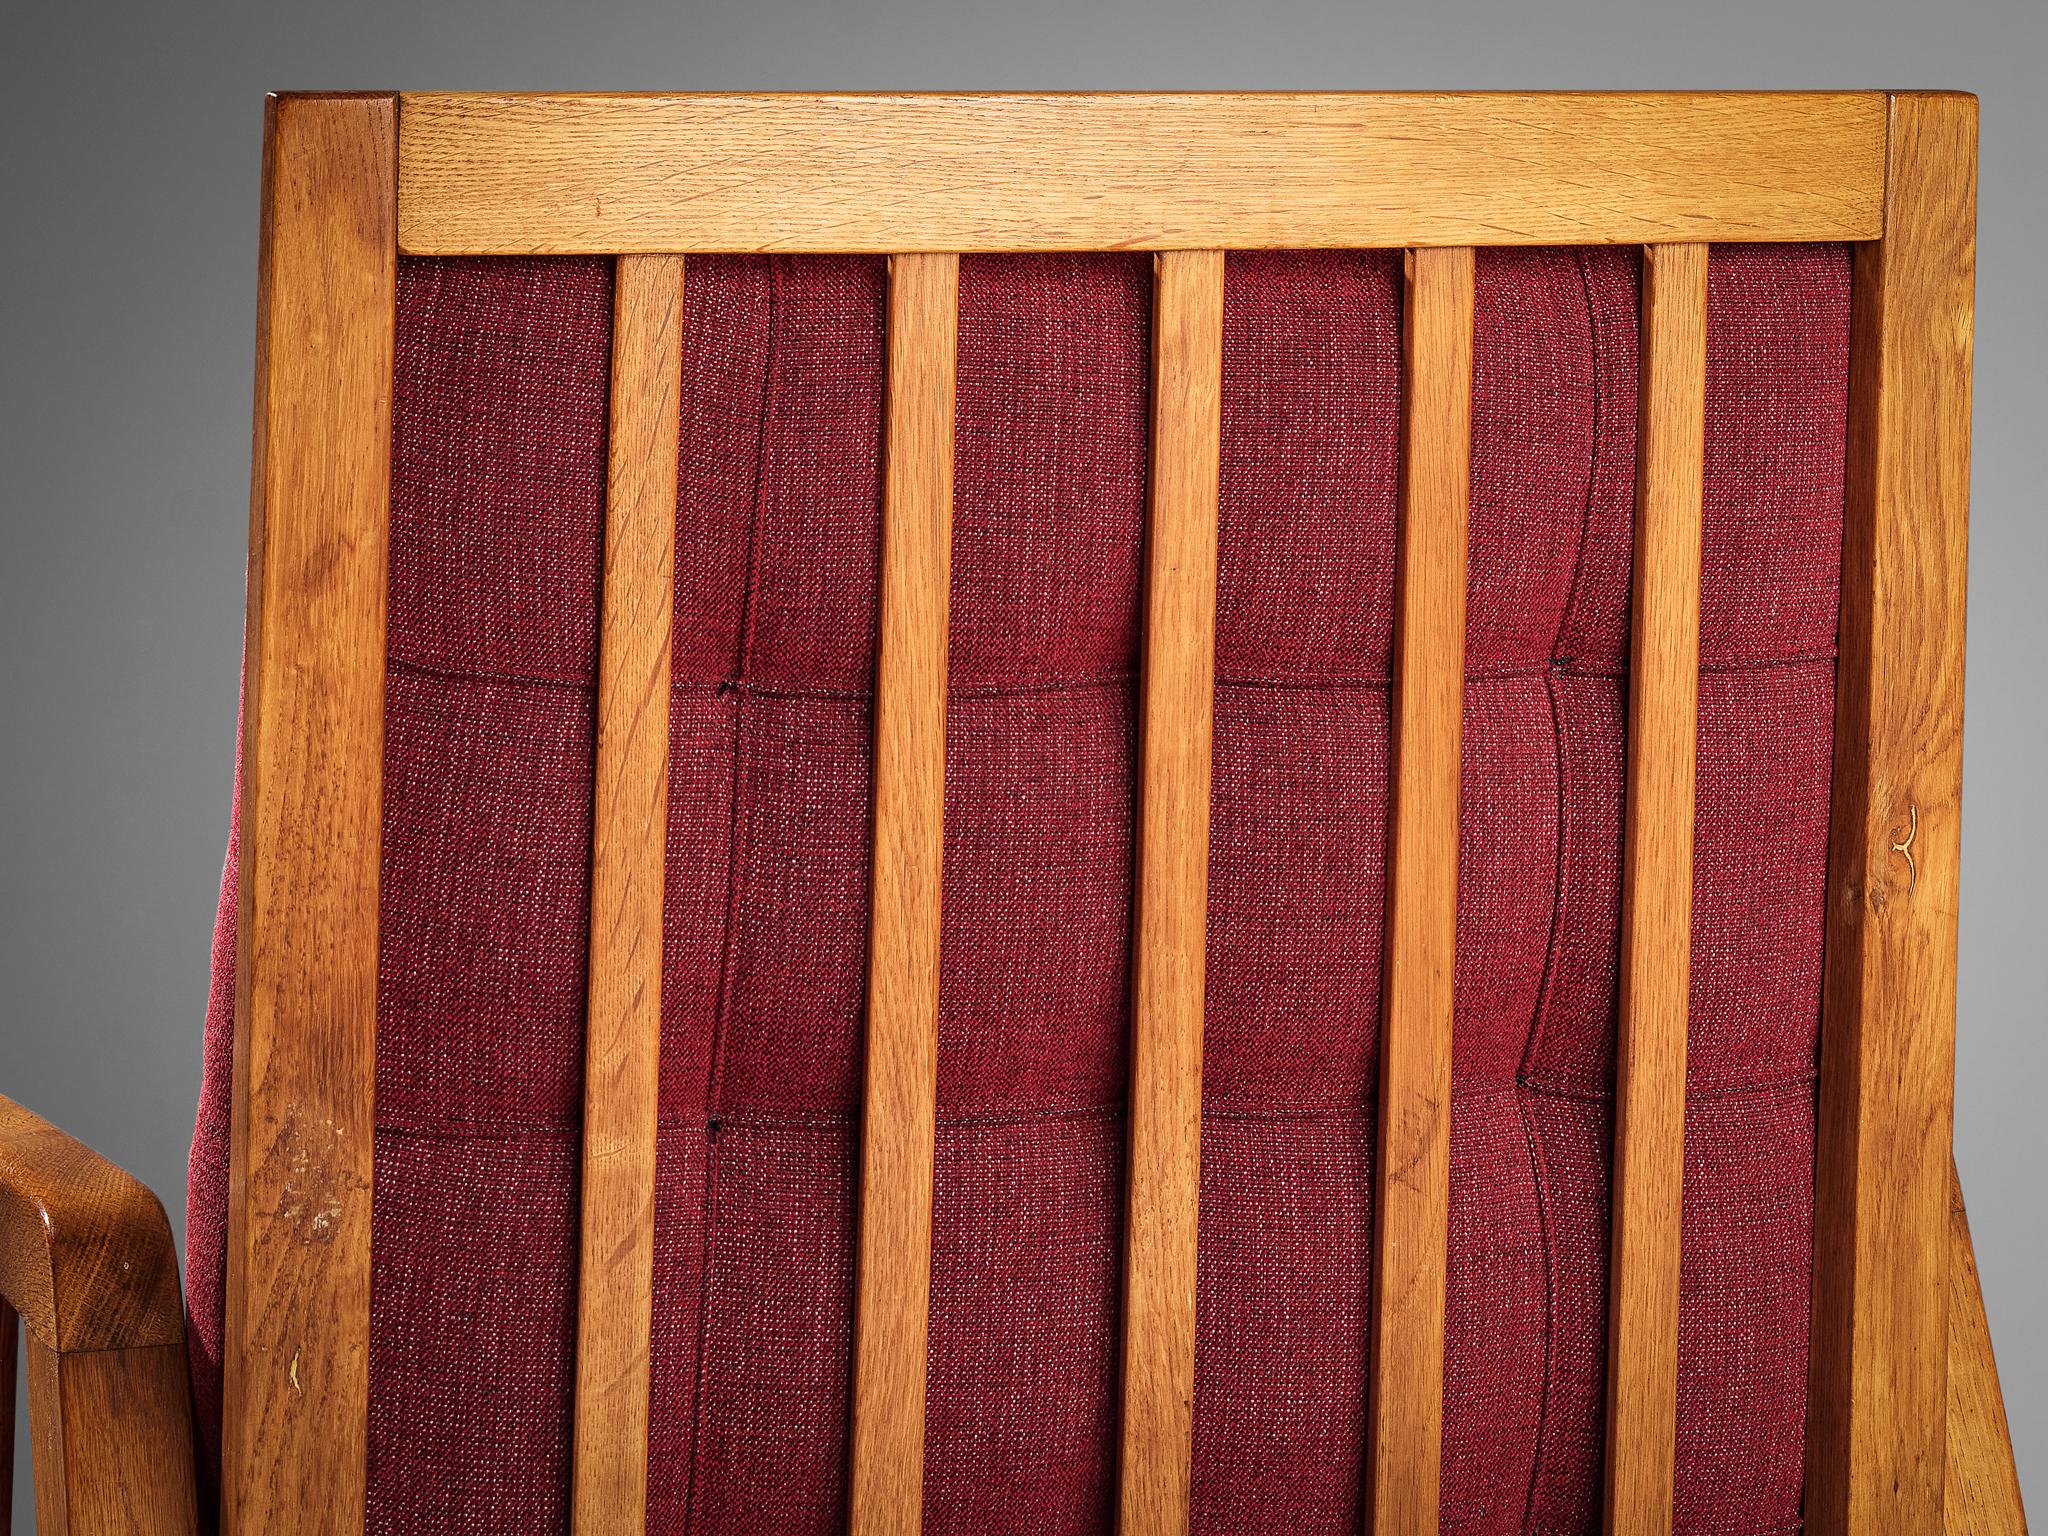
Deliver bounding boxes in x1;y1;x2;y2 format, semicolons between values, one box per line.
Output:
0;1092;185;1353
1;1092;198;1535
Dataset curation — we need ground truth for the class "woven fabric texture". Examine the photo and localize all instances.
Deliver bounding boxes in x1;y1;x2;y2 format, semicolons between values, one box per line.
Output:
185;244;1849;1534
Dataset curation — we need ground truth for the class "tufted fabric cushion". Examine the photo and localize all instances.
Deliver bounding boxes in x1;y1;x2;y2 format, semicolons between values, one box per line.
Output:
185;244;1848;1534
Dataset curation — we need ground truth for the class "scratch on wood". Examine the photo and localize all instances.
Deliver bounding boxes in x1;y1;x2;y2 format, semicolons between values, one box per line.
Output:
1890;801;1919;897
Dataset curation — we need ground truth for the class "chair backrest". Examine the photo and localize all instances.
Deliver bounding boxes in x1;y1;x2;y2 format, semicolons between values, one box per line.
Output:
227;90;1974;1536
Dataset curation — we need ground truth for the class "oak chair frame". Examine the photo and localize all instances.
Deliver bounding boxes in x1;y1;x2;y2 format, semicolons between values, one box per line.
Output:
0;89;2026;1536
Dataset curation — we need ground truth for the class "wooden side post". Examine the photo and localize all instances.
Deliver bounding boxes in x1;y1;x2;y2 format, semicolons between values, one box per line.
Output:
572;254;684;1535
1116;248;1225;1536
848;250;959;1536
224;92;397;1536
1366;243;1474;1536
1603;240;1709;1536
1807;90;1976;1536
1943;1158;2027;1533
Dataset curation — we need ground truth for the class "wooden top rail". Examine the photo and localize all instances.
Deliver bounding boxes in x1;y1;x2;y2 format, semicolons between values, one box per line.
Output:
395;92;1886;254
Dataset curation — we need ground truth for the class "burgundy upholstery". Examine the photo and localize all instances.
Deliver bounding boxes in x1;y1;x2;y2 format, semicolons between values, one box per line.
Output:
186;244;1849;1534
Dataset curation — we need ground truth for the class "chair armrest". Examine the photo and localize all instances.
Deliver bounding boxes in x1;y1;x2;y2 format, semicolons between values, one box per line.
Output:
0;1092;185;1354
1;1091;197;1535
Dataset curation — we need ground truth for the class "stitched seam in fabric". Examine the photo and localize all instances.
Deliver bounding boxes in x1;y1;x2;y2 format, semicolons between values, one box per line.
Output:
388;651;596;693
683;256;783;1535
1516;1084;1561;1536
1519;249;1609;1534
1517;668;1572;1535
381;645;1841;704
386;1103;1126;1136
1519;672;1574;1116
1513;1071;1820;1107
367;1071;1815;1141
1199;1103;1376;1123
1552;249;1607;668
683;672;1136;704
1216;650;1837;700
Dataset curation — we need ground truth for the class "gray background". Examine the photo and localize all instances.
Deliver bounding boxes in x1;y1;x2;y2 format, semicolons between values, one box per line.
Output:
3;0;2039;1524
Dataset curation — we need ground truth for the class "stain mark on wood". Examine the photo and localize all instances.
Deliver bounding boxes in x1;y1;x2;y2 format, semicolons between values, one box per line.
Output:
271;1111;356;1247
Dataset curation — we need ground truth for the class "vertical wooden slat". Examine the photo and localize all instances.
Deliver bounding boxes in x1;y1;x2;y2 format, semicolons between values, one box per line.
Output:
224;92;395;1536
1808;90;1976;1536
1602;239;1709;1536
1366;243;1474;1536
572;255;684;1535
1116;248;1225;1536
848;250;958;1536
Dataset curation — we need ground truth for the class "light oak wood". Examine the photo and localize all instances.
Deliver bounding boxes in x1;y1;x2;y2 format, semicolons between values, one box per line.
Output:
848;250;958;1536
1945;1158;2028;1534
1116;249;1225;1536
395;93;1885;255
1808;91;1977;1536
225;91;396;1536
1602;240;1709;1536
26;1340;200;1536
1365;243;1474;1536
572;255;685;1536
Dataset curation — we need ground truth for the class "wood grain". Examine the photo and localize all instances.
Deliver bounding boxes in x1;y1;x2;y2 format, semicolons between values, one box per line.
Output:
1117;249;1224;1536
0;1095;196;1533
1365;243;1474;1536
25;1339;199;1536
1945;1158;2028;1534
3;1298;13;1536
1808;90;1977;1536
396;93;1884;254
572;254;684;1536
848;251;958;1536
225;91;396;1536
0;1094;186;1354
1602;240;1709;1536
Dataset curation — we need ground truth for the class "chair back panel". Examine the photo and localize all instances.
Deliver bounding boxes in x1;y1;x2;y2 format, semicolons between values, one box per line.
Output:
204;90;1975;1536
